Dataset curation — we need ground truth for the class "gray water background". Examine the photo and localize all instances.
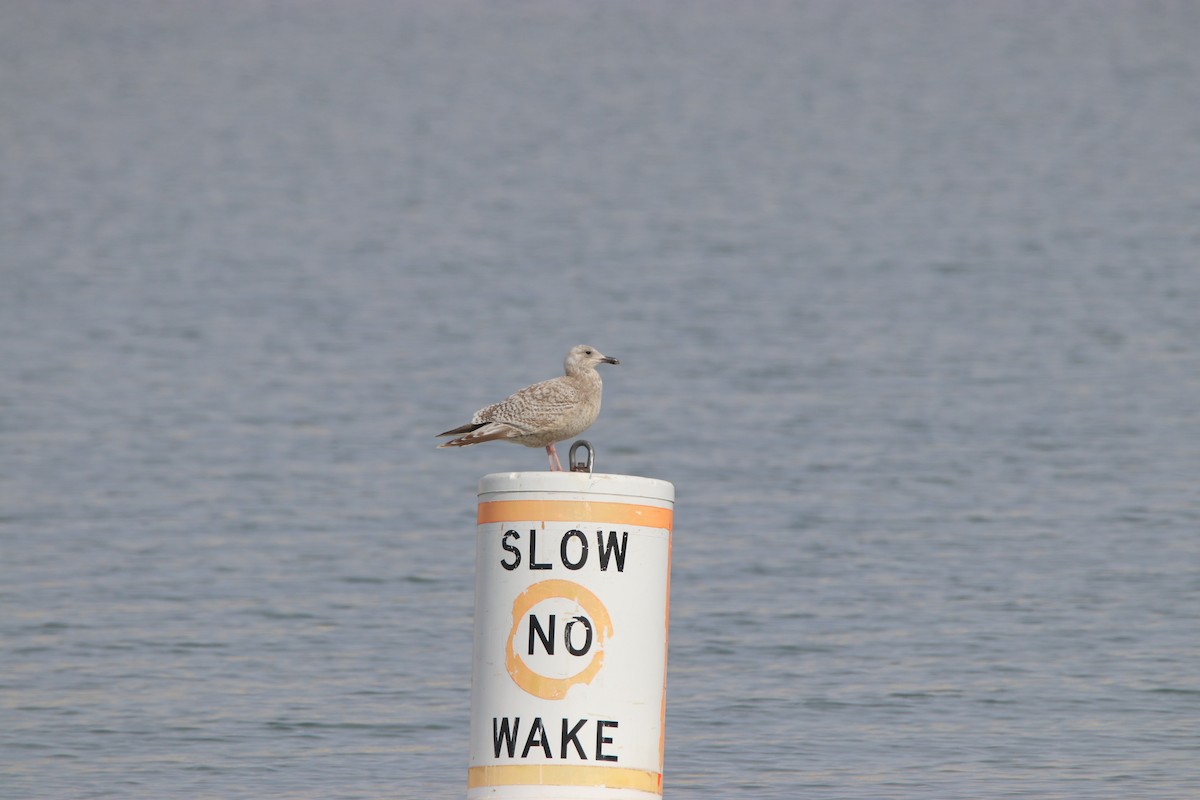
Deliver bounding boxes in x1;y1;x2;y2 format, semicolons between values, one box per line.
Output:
2;2;1199;797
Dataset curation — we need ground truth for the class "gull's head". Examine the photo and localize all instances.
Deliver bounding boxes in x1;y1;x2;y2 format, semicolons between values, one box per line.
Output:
565;344;619;374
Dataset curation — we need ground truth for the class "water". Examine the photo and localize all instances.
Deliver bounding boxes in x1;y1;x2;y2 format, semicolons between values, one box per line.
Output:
3;1;1199;797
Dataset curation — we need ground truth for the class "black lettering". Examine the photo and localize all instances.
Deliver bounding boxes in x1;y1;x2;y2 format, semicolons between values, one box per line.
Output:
564;615;593;656
560;718;588;759
596;719;618;762
597;531;628;572
500;530;521;570
493;717;519;758
528;614;555;655
560;529;588;570
522;717;552;758
529;529;552;570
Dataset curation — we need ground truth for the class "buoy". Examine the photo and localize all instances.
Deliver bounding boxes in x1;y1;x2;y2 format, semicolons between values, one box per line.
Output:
467;451;675;799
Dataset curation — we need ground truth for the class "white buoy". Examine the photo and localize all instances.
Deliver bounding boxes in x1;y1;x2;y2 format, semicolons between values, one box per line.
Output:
468;462;675;799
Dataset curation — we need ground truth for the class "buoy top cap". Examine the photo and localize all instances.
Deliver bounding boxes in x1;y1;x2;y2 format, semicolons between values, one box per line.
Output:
477;471;674;506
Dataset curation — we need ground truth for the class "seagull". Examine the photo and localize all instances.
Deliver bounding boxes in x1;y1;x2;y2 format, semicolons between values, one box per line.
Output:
437;345;619;471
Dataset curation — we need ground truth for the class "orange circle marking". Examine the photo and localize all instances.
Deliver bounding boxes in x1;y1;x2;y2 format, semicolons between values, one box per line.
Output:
506;579;613;700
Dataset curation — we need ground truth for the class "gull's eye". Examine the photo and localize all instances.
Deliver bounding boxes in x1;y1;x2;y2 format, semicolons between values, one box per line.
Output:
584;349;593;355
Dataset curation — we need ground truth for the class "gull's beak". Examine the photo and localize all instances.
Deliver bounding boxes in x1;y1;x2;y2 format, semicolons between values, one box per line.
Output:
602;356;619;365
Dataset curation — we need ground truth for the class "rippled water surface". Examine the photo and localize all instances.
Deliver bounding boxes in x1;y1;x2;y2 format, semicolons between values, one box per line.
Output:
3;2;1199;798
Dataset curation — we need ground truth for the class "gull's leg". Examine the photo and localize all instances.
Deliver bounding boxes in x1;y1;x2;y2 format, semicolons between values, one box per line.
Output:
546;443;563;471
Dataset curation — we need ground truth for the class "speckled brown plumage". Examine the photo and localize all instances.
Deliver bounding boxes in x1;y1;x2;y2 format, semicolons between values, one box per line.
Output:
437;345;619;470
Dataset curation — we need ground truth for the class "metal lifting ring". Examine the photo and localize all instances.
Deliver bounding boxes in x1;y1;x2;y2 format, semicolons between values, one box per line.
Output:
569;440;595;473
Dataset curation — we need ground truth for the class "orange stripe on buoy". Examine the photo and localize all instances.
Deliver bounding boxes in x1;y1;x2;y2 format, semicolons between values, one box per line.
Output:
467;764;662;793
659;528;673;771
477;499;673;530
